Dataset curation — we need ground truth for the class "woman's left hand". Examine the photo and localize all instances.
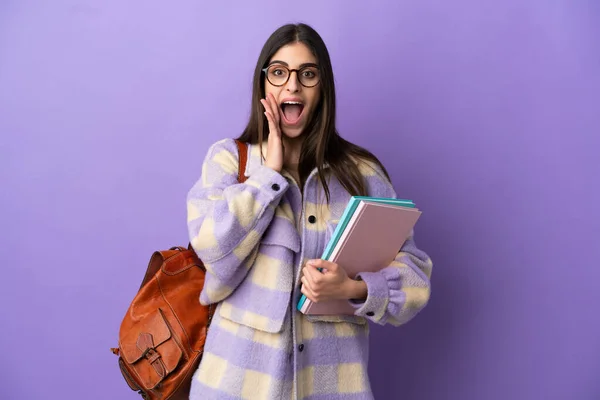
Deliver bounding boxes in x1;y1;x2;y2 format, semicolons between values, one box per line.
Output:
300;260;367;303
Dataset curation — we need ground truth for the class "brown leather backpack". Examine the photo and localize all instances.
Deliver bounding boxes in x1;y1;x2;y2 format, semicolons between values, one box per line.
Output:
111;140;248;400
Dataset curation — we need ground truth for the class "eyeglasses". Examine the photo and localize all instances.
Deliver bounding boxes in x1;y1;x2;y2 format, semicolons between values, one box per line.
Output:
262;64;320;88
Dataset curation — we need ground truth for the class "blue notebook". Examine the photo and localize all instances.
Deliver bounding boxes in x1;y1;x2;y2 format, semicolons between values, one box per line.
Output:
296;196;415;311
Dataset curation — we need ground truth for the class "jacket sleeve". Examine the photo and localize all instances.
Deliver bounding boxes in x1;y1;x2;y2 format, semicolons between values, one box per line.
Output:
186;139;289;305
349;160;433;326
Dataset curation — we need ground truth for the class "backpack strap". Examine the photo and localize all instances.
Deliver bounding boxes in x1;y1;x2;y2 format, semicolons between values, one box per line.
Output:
234;139;249;183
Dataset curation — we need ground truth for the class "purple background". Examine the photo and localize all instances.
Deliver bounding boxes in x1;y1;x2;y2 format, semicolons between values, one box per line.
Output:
1;1;599;399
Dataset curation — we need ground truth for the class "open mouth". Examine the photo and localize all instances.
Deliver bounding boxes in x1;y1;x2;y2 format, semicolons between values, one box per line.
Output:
280;101;305;125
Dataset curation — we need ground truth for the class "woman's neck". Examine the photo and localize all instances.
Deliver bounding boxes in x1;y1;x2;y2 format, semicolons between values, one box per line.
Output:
282;135;304;170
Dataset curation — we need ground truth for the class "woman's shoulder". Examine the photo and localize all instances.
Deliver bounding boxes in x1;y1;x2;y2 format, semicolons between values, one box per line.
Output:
349;154;391;184
344;152;395;198
201;138;245;168
204;137;240;157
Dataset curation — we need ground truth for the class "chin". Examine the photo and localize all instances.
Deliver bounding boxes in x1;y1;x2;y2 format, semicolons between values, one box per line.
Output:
281;126;305;139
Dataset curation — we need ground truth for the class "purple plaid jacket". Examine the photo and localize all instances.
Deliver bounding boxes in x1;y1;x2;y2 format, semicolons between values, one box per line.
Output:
186;138;433;399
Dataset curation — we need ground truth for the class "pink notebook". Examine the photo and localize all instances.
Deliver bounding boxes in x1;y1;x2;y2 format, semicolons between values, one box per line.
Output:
300;201;421;315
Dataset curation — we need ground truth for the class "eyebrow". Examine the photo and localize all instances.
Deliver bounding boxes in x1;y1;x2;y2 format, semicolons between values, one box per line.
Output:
268;60;319;69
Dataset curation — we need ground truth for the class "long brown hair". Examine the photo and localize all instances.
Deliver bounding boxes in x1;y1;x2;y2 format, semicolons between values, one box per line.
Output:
238;23;391;202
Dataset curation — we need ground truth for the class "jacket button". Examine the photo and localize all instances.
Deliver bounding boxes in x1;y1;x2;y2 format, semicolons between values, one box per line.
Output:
271;183;280;191
298;344;304;352
366;311;374;317
308;215;316;224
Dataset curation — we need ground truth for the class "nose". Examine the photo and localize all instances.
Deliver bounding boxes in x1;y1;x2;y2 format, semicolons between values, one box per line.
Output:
285;70;300;93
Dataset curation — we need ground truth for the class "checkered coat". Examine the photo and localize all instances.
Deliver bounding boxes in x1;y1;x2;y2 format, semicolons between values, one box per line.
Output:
186;138;433;399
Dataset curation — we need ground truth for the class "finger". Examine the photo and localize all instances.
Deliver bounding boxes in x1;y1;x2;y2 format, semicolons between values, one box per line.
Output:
260;98;270;113
301;286;316;303
261;99;277;126
268;93;280;125
301;275;314;293
264;95;276;122
307;260;326;274
320;260;338;272
303;266;322;289
263;100;281;138
263;109;272;123
302;267;316;286
264;111;278;135
301;278;319;303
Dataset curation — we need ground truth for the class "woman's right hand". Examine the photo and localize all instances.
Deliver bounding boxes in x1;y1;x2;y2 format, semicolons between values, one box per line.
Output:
260;93;284;172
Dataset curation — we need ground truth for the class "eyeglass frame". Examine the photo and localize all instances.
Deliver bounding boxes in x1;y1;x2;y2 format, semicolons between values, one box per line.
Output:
261;63;321;88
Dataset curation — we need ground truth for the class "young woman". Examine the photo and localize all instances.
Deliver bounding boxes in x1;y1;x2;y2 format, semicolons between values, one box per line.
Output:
186;23;433;400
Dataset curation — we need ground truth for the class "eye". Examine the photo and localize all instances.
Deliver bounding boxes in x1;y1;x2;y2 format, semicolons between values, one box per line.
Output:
268;66;288;77
302;70;315;78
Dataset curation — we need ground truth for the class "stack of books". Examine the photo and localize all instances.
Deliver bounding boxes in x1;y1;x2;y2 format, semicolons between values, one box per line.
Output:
297;196;422;315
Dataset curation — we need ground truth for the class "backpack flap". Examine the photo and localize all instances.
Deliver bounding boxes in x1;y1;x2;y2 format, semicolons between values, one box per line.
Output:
119;309;183;390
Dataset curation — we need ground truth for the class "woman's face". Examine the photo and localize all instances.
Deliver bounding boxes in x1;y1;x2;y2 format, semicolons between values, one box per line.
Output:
264;42;321;139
